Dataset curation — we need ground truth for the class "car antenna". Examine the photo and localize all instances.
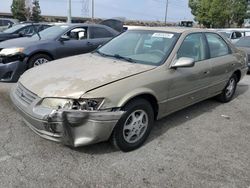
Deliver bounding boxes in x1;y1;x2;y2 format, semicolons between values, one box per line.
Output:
32;22;41;40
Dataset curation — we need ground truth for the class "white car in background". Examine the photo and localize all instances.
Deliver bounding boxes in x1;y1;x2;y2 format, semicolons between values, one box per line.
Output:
0;18;19;32
217;30;243;43
216;28;250;43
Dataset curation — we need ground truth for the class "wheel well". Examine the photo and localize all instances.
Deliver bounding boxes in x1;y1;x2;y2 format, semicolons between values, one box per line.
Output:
26;52;54;69
123;94;159;120
234;70;241;83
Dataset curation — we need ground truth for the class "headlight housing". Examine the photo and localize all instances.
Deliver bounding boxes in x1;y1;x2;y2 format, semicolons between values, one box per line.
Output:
40;98;105;111
0;47;24;56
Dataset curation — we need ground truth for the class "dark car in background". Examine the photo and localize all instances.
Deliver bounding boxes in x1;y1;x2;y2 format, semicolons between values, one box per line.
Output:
0;23;119;82
0;23;51;42
0;18;19;32
235;36;250;72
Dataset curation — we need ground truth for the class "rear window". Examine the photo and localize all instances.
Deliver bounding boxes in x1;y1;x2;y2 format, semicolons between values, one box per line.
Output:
90;27;113;38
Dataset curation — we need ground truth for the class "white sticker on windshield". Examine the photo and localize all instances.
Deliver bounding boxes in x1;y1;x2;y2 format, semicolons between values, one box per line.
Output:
152;33;174;38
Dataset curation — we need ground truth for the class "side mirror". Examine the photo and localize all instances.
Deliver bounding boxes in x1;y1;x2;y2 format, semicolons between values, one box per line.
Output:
171;57;195;69
59;35;70;42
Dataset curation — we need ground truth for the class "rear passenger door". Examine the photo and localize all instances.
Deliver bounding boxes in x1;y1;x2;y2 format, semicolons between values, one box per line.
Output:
205;33;236;95
166;33;212;113
88;26;115;50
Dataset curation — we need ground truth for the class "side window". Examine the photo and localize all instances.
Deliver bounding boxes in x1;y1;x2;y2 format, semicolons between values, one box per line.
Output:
3;20;13;26
19;26;35;35
177;33;207;62
235;32;242;38
90;27;113;39
63;27;88;40
41;25;50;31
206;33;230;58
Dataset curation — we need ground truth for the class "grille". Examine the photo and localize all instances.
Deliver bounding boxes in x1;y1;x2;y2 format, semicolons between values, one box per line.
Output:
248;54;250;63
15;83;37;105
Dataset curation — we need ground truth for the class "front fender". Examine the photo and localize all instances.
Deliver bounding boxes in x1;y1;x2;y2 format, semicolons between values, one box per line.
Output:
117;87;158;107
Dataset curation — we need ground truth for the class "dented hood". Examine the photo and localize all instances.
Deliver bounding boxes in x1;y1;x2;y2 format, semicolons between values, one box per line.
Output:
19;53;155;98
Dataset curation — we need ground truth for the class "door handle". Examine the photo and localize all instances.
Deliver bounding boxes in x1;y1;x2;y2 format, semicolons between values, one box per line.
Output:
203;71;210;75
87;42;93;46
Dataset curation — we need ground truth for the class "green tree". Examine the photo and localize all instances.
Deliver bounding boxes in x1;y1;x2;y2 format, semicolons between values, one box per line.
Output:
230;0;247;26
189;0;247;28
189;0;212;28
209;0;229;28
11;0;26;21
31;0;42;22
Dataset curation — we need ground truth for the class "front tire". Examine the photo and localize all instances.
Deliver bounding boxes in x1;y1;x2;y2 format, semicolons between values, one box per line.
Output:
28;54;52;68
216;74;238;103
111;99;154;152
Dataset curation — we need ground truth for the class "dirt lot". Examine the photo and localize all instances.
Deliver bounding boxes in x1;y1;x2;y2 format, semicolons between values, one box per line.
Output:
0;76;250;188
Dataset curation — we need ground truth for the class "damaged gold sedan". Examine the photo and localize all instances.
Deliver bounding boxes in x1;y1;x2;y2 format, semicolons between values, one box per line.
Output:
10;28;248;151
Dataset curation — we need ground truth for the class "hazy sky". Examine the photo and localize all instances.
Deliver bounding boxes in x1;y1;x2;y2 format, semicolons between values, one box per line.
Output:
0;0;194;22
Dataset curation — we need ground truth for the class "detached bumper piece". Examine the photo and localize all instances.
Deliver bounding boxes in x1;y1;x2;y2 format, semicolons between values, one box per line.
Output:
10;84;124;147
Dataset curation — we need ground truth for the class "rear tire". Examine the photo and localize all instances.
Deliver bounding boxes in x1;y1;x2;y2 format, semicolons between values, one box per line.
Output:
28;54;52;68
111;99;154;152
216;74;237;103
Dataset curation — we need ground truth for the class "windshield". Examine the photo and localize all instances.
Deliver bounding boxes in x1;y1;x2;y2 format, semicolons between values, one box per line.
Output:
235;37;250;47
3;24;26;33
97;30;179;66
32;25;70;40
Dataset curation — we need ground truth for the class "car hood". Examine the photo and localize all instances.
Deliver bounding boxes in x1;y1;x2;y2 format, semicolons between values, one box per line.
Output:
19;53;156;98
0;36;45;49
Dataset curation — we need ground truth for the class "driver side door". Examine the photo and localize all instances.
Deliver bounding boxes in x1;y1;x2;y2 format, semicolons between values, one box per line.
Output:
55;26;91;59
165;33;213;114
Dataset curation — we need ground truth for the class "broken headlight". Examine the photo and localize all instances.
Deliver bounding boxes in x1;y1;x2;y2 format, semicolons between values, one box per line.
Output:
40;98;105;111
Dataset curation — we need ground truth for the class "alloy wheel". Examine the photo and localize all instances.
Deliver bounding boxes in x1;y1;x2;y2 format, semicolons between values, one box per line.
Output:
34;58;49;67
123;110;149;144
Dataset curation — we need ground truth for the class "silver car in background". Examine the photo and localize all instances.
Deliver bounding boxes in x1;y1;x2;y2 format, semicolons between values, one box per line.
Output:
10;28;248;151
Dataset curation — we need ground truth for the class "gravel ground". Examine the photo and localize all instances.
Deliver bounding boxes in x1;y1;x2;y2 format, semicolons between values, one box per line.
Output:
0;76;250;188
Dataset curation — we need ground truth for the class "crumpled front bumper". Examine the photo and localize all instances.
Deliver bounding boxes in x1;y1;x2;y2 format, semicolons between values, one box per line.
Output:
10;84;124;147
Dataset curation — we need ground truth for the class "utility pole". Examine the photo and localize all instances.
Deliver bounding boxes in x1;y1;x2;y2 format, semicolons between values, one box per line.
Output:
164;0;169;26
67;0;72;23
92;0;94;21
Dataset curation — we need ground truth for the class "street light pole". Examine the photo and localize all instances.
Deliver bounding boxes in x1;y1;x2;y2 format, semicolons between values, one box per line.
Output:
67;0;72;23
164;0;169;26
92;0;94;21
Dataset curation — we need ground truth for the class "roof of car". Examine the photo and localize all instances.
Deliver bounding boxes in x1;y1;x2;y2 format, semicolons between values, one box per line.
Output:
54;23;110;27
128;27;212;34
15;22;50;26
0;18;18;22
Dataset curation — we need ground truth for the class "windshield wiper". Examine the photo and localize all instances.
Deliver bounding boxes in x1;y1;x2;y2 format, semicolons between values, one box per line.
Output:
95;51;137;63
113;54;136;63
95;50;112;57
